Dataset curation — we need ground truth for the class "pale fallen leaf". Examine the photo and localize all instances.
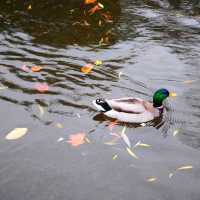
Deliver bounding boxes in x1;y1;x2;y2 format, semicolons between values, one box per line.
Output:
76;113;81;118
183;80;196;84
104;137;119;145
126;147;138;159
177;165;193;171
135;141;151;148
173;129;179;136
57;137;65;142
5;128;28;140
118;72;123;78
112;154;118;160
140;123;146;127
147;177;157;182
27;4;32;10
56;123;64;129
85;137;91;143
169;173;174;178
121;126;131;148
38;105;44;117
0;86;8;90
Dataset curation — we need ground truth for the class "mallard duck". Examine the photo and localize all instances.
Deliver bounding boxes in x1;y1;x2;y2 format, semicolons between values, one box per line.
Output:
93;88;176;123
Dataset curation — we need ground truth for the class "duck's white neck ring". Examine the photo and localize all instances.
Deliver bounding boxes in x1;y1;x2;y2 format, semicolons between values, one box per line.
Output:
157;105;164;114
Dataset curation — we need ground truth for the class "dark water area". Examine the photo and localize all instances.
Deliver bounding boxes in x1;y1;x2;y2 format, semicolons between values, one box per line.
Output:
1;1;200;200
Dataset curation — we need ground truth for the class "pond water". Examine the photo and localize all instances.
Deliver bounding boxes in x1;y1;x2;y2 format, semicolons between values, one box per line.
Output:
0;1;200;200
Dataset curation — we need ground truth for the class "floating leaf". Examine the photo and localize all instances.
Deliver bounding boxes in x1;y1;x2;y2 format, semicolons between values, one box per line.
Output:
0;86;8;90
104;137;119;145
85;137;91;143
55;123;64;129
21;65;30;72
177;165;193;171
173;129;179;136
81;63;93;74
27;4;32;10
121;126;131;148
118;72;123;78
76;113;81;118
31;66;43;72
169;173;174;178
183;80;196;84
5;128;28;140
112;154;118;160
57;137;65;142
98;2;104;9
135;141;151;148
126;147;138;159
38;105;44;116
94;60;102;65
84;0;96;4
147;177;157;182
35;83;49;93
67;133;86;147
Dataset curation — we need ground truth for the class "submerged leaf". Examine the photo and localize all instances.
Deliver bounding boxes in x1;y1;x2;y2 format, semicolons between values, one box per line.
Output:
55;123;64;129
81;63;93;74
67;133;86;147
177;165;193;171
135;141;151;148
126;147;138;159
5;128;28;140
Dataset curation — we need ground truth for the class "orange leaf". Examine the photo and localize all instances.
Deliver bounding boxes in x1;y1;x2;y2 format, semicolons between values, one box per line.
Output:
67;133;86;147
31;66;43;72
81;63;93;74
84;0;96;4
35;83;49;93
88;5;101;15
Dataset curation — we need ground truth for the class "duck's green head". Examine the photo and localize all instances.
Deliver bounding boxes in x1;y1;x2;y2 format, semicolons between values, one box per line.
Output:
153;88;176;107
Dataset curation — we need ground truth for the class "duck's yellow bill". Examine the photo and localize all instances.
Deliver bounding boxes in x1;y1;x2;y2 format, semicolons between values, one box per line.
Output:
169;92;177;97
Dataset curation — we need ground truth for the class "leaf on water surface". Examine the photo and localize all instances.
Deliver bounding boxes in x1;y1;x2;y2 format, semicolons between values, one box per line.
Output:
112;154;118;160
104;137;119;145
0;86;8;90
35;83;49;93
134;141;151;148
27;4;32;10
37;105;44;116
21;65;30;72
94;60;102;65
31;66;43;72
147;177;157;182
183;80;196;84
121;126;131;148
140;123;146;127
81;63;94;74
85;137;91;143
177;165;193;171
67;133;86;147
98;3;104;9
126;147;138;159
55;123;64;129
57;137;65;142
76;113;81;118
5;128;28;140
173;129;179;136
84;0;96;4
169;173;174;179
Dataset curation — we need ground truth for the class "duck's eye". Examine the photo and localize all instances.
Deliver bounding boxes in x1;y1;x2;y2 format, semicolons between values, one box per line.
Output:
96;98;104;104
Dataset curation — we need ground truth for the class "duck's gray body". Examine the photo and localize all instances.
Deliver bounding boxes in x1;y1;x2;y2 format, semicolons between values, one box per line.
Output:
93;97;162;123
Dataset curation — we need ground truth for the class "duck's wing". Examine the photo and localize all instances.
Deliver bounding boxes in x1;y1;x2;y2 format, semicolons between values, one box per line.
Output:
107;97;146;114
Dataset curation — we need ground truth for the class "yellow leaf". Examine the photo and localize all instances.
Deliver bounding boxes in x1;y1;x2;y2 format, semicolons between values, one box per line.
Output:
112;154;118;160
27;4;32;10
177;165;193;171
147;177;157;182
94;60;102;65
136;143;151;148
5;128;28;140
121;126;131;148
126;147;138;159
